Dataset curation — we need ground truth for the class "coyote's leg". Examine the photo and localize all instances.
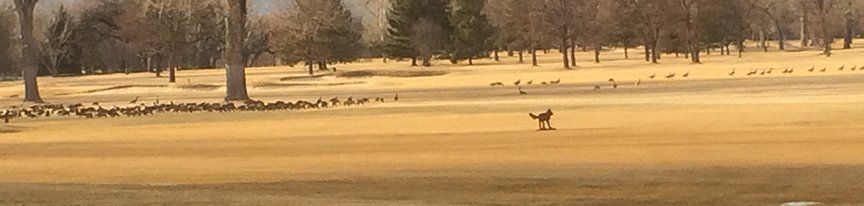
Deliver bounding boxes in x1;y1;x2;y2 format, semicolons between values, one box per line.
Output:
538;121;544;130
546;120;553;130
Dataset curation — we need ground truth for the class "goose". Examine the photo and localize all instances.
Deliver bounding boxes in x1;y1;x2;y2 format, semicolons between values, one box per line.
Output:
394;93;399;101
513;79;521;86
767;68;773;74
760;70;766;75
550;79;561;84
728;69;736;76
682;71;690;78
130;96;139;104
820;67;827;72
635;79;642;86
608;78;618;89
649;73;656;79
808;67;815;72
526;80;533;85
839;65;845;71
518;87;528;95
851;66;857;71
665;72;675;79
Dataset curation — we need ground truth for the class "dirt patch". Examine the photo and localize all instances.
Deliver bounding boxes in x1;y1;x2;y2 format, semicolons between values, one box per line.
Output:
0;126;22;134
336;70;449;78
55;85;169;96
175;84;222;91
253;81;366;88
279;74;335;81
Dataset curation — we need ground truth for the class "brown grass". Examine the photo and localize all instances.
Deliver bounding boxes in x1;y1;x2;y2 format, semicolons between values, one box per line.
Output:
2;41;864;205
336;70;449;78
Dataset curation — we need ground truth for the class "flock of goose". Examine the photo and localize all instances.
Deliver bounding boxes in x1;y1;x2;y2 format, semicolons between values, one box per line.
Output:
1;95;398;124
489;64;861;95
490;78;562;95
729;65;861;77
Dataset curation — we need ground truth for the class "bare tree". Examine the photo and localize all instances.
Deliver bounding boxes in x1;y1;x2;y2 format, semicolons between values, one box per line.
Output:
809;0;834;56
224;0;250;101
43;5;75;76
14;0;43;103
410;17;446;67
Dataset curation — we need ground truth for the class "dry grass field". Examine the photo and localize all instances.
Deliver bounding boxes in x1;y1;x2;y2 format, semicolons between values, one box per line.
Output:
2;43;864;205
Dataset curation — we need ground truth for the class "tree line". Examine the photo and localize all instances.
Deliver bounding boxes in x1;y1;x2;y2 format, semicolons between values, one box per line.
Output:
384;0;863;69
0;0;862;102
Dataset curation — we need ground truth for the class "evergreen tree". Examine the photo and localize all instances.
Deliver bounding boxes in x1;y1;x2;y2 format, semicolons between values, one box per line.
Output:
386;0;452;66
449;0;492;65
274;0;364;75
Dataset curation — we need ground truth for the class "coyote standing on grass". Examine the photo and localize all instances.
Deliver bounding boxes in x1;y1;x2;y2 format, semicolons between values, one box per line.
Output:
529;109;555;130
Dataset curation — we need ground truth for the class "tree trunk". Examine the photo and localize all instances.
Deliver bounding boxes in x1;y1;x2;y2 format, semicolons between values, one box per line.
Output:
494;49;500;61
224;0;250;101
624;47;629;59
532;50;538;66
518;51;524;63
561;38;570;69
468;57;473;65
594;46;601;63
650;42;659;63
800;2;809;47
411;57;418;66
531;42;538;66
644;43;651;62
844;9;854;49
691;47;700;63
816;0;831;56
307;61;314;75
570;44;576;67
168;56;176;83
422;57;431;67
14;0;42;102
759;30;767;52
775;22;786;51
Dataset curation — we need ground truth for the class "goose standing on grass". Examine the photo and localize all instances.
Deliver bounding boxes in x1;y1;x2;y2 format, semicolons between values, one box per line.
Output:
665;72;675;79
767;68;773;74
682;71;690;78
788;68;794;74
851;66;857;71
760;70;766;75
513;79;521;86
820;67;827;72
808;67;815;72
394;93;399;102
526;80;533;85
649;73;656;79
550;79;561;84
635;79;642;86
130;96;139;104
608;78;618;89
839;65;845;71
729;69;736;76
518;87;528;95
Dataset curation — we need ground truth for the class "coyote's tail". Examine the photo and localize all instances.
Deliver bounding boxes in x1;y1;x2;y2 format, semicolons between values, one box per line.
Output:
529;113;539;120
